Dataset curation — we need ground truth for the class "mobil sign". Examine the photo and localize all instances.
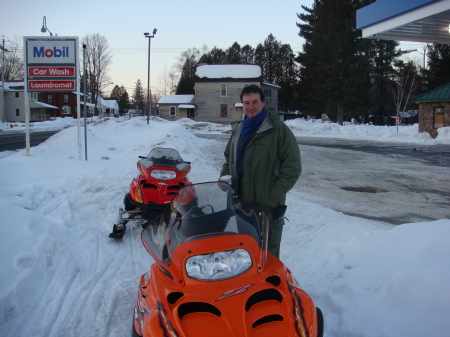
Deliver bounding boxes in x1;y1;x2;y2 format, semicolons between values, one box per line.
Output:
26;38;77;64
25;36;78;92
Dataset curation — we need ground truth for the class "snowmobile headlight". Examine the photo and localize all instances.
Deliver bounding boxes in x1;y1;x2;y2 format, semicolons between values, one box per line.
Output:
185;249;252;281
150;169;176;180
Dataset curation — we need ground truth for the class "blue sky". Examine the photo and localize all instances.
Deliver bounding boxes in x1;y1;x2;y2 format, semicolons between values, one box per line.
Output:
1;0;423;96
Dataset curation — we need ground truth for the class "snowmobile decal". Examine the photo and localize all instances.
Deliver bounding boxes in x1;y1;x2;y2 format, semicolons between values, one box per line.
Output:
217;284;253;301
157;301;179;337
288;280;310;337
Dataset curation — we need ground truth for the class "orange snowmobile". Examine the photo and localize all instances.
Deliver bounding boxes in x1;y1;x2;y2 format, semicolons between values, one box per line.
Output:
132;182;324;337
109;147;191;239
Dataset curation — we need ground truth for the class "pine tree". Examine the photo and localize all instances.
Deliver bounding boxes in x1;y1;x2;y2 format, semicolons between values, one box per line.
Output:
426;44;450;90
133;80;145;113
296;0;373;123
225;42;244;64
254;34;299;111
176;50;199;94
110;85;129;115
198;47;226;64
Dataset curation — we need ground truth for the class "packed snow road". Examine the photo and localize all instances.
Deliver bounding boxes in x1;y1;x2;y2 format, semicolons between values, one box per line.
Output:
197;133;450;225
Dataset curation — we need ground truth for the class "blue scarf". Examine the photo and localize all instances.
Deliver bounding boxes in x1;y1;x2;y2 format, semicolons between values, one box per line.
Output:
236;108;267;176
241;107;267;135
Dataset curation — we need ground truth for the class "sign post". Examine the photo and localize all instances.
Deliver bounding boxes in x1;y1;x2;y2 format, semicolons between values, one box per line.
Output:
24;36;79;157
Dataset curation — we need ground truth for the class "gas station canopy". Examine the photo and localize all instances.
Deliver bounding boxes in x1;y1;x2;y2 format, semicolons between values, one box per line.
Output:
356;0;450;44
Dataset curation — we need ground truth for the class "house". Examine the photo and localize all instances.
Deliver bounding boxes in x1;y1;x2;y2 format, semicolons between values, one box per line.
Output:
413;83;450;138
194;64;280;123
98;96;119;117
0;81;58;122
157;94;195;120
0;81;114;122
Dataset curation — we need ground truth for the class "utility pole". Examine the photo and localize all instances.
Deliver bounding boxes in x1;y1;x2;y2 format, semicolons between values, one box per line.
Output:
1;38;8;123
144;29;157;124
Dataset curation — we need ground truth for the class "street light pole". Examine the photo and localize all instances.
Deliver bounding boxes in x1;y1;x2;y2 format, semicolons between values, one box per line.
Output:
144;29;157;125
41;16;56;36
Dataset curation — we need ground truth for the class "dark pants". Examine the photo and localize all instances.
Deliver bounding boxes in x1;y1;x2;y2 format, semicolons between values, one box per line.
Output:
267;213;284;259
237;178;284;259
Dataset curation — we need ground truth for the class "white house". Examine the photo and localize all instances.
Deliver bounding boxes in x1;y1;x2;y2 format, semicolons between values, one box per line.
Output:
157;94;195;120
0;81;58;123
98;96;119;117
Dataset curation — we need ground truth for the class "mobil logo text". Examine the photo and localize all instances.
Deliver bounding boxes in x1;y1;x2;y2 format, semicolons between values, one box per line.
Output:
26;38;77;64
33;46;70;58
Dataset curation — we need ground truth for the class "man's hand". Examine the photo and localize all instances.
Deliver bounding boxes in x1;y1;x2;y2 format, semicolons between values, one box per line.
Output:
218;175;231;191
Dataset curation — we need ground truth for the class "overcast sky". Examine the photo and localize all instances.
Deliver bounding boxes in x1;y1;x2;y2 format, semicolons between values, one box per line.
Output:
1;0;423;95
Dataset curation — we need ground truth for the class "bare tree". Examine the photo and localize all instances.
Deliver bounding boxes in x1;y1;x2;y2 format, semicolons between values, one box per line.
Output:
390;60;418;119
81;33;113;116
1;36;23;81
156;65;179;95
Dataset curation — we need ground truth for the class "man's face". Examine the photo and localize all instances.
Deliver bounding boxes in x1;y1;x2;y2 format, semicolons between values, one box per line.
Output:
242;92;266;118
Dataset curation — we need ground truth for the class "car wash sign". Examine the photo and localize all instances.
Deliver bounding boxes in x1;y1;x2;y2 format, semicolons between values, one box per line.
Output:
24;37;78;92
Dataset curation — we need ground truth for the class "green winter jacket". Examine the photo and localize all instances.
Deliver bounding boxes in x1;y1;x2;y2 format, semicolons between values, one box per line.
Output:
220;110;301;212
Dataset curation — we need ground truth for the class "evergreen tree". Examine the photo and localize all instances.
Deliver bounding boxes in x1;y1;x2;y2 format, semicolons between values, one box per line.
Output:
198;47;226;64
110;85;129;115
426;44;450;90
254;34;300;111
225;42;243;64
133;79;145;113
241;45;255;64
296;0;373;123
176;57;196;94
176;49;200;94
198;44;255;65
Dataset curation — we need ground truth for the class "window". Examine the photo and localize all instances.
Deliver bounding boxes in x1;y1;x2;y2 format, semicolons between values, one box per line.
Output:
63;106;71;115
48;95;52;103
170;106;176;117
16;109;20;117
15;92;19;98
220;83;227;96
220;104;228;118
64;95;69;102
31;92;37;100
264;89;272;97
433;107;444;129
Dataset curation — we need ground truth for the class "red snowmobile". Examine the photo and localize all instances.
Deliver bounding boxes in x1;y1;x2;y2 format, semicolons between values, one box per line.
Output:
132;181;324;337
109;147;191;239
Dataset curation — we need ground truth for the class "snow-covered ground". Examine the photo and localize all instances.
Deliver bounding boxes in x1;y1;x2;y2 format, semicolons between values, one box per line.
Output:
0;116;449;337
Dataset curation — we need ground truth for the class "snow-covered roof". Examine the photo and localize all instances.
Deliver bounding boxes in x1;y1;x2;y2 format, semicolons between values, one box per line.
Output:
104;99;118;109
97;96;118;109
195;64;261;79
0;81;25;90
30;101;58;109
178;104;195;109
158;94;195;104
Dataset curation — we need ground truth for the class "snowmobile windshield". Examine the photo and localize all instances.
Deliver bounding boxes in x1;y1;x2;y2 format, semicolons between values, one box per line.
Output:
147;147;182;163
141;182;269;267
139;147;188;171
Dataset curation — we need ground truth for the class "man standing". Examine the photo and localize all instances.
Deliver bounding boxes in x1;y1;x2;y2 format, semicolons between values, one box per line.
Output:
220;85;301;258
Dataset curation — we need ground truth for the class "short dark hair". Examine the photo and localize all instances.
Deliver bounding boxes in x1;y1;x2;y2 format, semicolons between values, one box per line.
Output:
240;85;265;103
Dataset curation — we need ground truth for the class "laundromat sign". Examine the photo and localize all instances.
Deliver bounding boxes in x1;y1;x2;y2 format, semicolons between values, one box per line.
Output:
25;37;78;92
